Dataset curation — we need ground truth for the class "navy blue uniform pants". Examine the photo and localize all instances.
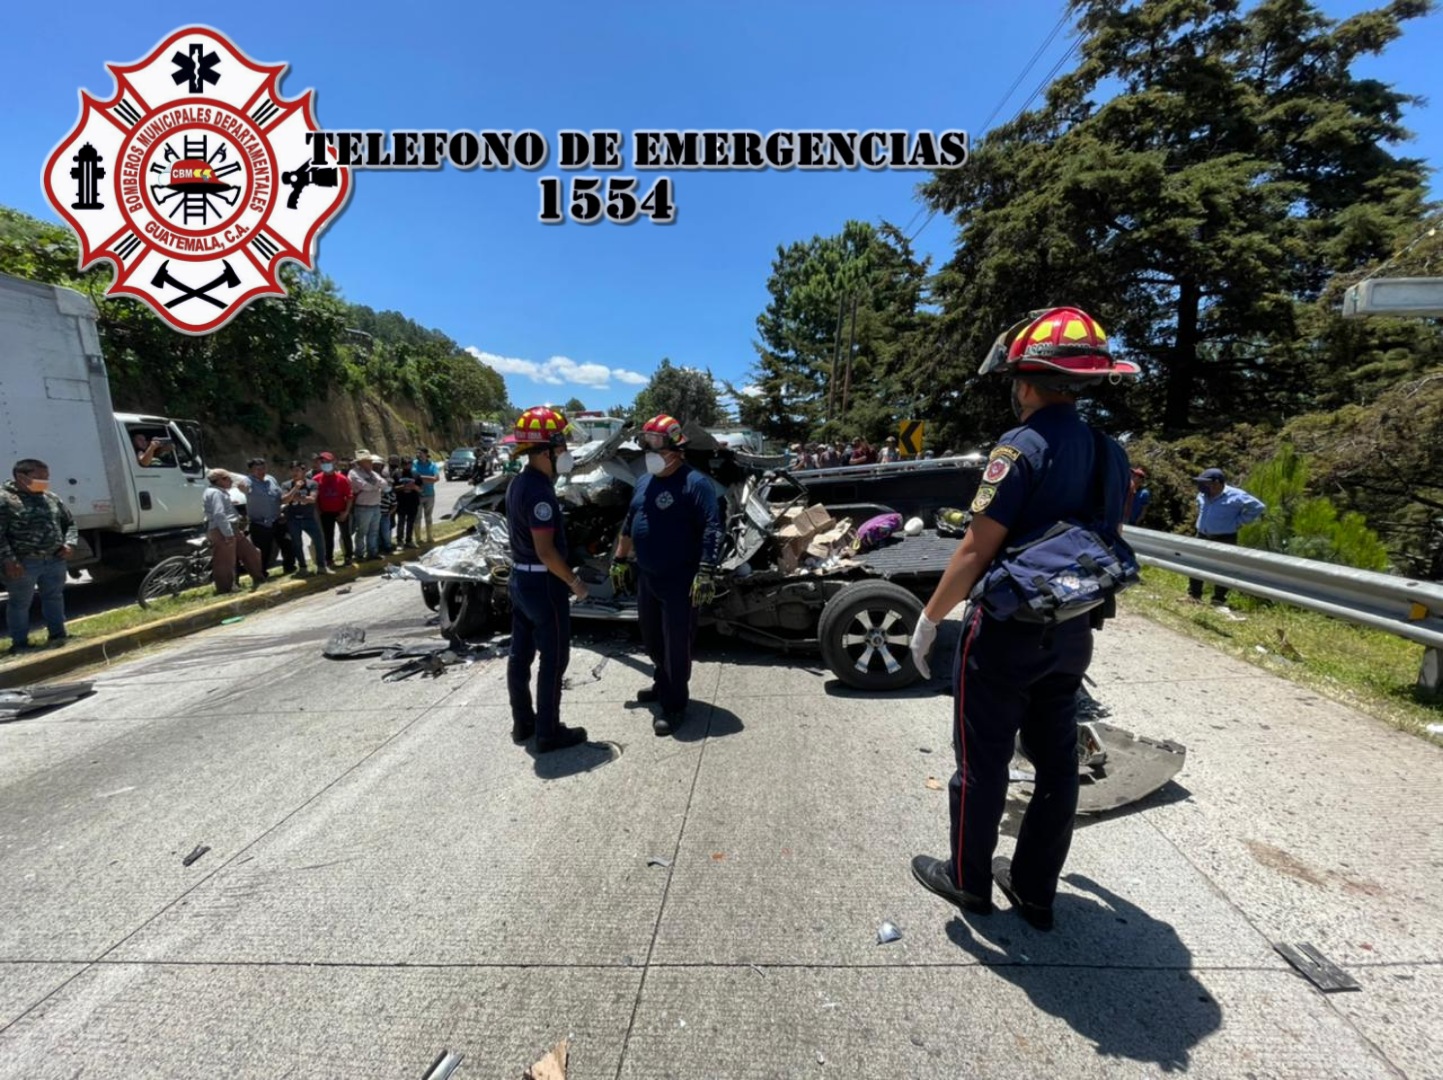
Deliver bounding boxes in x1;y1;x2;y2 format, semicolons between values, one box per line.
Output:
508;573;571;741
949;608;1093;908
637;572;698;714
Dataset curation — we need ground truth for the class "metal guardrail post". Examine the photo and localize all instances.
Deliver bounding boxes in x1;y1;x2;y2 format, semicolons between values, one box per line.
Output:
1124;528;1443;697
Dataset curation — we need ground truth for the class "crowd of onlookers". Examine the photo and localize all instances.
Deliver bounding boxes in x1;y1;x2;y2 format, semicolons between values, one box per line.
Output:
789;436;962;470
201;447;446;593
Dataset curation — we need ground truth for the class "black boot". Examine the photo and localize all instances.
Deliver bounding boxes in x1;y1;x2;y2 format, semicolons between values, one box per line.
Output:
911;855;992;915
536;725;588;753
992;856;1054;931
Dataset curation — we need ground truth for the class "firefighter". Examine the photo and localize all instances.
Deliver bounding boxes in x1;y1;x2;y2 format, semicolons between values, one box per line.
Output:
907;307;1137;931
609;414;723;736
505;406;589;753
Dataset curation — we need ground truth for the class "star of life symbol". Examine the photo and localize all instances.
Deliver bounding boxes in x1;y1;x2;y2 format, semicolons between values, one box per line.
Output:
43;26;350;334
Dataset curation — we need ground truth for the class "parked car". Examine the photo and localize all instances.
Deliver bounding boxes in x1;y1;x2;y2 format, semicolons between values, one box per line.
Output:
444;447;477;481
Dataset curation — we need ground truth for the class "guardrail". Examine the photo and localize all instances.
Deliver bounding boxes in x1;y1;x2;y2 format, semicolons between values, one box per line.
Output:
1124;527;1443;693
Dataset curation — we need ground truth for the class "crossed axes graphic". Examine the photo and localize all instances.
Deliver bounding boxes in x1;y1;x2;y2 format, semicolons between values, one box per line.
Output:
150;259;239;309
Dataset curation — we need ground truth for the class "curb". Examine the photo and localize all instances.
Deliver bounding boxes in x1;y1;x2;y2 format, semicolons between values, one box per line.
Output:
0;531;464;689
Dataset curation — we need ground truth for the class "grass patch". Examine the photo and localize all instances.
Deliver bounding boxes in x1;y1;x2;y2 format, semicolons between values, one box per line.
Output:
1122;567;1442;739
0;518;473;668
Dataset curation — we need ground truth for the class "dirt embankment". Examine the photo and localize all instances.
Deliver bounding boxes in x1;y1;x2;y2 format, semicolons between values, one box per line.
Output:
198;388;472;468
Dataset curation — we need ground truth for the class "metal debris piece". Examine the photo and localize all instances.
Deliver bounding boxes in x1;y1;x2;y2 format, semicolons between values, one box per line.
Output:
877;922;902;944
421;1049;464;1080
646;856;671;868
523;1038;569;1080
1275;942;1361;993
816;1050;826;1065
1011;721;1186;815
918;747;933;754
335;586;353;595
323;626;406;659
1008;769;1036;784
382;654;449;682
182;844;210;867
0;681;96;719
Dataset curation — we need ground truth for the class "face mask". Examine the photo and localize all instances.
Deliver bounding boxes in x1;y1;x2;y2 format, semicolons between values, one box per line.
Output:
321;463;334;473
554;451;575;475
25;478;50;493
645;452;667;476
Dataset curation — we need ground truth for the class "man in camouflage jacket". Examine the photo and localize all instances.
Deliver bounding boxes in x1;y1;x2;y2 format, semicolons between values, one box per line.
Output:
1;458;78;653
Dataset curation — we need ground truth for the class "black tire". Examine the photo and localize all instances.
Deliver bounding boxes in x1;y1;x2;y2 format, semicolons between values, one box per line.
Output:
420;581;441;611
439;581;493;640
818;579;924;691
137;555;200;608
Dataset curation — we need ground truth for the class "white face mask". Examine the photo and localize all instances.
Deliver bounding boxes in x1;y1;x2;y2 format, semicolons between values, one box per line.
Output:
645;452;667;476
321;463;334;473
554;451;575;475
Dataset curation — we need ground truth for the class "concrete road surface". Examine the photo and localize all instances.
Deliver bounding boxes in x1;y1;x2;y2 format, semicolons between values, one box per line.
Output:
0;575;1439;1078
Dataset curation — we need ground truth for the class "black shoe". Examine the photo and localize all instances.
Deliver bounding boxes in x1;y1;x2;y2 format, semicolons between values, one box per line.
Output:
46;634;69;649
511;719;535;744
992;857;1054;931
911;855;992;915
536;725;588;753
653;712;679;736
636;686;660;704
7;642;34;656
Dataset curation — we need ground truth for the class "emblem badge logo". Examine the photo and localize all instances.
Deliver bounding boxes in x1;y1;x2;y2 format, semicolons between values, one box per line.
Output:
43;26;350;334
656;492;675;510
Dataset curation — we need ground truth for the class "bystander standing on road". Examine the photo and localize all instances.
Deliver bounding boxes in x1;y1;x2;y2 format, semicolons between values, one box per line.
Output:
394;462;421;548
1189;467;1265;606
348;451;386;560
203;470;265;595
610;414;723;737
1;458;77;654
878;436;901;463
379;455;400;554
240;457;295;575
313;452;354;568
281;461;328;575
413;447;440;543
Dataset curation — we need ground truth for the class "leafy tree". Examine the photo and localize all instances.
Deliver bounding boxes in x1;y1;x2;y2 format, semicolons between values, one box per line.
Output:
632;359;722;426
563;396;588;415
921;0;1432;435
1239;443;1390;569
750;220;932;446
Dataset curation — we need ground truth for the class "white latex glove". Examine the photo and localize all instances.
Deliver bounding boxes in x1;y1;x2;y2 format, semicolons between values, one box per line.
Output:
909;613;938;680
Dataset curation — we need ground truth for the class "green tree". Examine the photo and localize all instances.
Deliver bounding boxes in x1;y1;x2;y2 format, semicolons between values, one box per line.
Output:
563;396;587;415
921;0;1432;435
750;220;932;446
1239;443;1390;569
632;359;722;426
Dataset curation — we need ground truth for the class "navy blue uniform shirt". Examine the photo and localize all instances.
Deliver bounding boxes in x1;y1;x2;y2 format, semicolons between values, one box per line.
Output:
506;465;567;565
623;464;723;578
969;403;1129;543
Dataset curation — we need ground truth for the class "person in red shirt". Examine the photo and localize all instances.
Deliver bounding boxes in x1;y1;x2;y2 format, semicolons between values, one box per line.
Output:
312;451;354;568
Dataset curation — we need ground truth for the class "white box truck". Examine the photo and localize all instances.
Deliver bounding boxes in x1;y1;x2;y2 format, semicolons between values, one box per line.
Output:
0;272;210;580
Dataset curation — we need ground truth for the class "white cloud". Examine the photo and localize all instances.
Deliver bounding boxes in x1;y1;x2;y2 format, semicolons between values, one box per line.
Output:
740;385;763;397
466;347;649;391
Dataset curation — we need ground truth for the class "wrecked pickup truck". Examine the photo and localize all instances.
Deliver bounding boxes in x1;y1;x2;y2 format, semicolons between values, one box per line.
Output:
405;425;959;691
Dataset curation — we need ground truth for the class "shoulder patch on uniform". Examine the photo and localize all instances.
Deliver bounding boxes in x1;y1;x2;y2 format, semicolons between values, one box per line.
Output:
534;502;553;522
990;445;1022;462
970;483;997;513
982;457;1011;485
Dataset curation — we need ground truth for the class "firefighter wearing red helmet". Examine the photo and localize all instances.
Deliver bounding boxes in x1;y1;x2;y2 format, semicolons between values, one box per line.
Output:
504;406;590;753
908;307;1137;931
609;414;723;736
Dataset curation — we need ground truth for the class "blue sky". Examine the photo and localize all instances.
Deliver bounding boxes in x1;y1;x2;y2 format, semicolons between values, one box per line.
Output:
3;1;1439;414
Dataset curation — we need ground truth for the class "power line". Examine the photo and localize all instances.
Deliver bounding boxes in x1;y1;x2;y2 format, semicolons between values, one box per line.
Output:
908;11;1083;246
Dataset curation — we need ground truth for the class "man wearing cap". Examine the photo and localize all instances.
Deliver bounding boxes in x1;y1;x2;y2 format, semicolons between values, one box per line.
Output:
348;451;386;561
1189;468;1265;606
313;452;354;568
239;457;295;575
879;436;901;464
609;414;723;736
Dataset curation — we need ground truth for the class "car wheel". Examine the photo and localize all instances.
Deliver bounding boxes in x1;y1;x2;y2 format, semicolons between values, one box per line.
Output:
818;579;923;691
439;580;493;640
420;581;440;611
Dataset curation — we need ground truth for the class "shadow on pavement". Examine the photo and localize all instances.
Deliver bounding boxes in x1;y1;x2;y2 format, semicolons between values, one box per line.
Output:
947;874;1222;1072
673;702;744;743
528;738;622;780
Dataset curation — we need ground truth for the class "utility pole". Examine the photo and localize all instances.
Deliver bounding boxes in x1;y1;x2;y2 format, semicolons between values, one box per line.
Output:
841;293;859;416
827;293;845;423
